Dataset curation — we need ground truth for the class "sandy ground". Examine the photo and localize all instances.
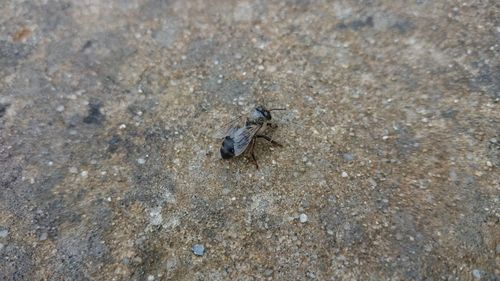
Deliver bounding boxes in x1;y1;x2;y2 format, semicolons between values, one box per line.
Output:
0;0;499;280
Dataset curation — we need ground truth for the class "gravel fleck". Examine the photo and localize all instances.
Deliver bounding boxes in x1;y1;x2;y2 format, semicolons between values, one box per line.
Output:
395;233;403;241
192;244;205;256
341;171;348;178
137;158;146;165
149;207;163;226
299;213;308;223
342;153;354;162
368;178;377;187
39;232;48;241
472;269;481;279
0;229;8;238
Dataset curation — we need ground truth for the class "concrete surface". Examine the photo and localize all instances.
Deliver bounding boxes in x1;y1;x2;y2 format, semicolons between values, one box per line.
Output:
0;0;499;280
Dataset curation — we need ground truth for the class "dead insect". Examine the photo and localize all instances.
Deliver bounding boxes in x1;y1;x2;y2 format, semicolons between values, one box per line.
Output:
216;105;285;169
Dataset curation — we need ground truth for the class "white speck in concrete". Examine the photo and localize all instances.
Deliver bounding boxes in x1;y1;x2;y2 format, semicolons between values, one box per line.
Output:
472;269;481;279
137;158;146;165
80;171;88;177
150;207;163;226
341;171;348;178
299;213;308;223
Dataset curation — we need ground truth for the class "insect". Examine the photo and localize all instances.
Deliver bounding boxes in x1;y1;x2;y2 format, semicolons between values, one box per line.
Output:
217;105;285;169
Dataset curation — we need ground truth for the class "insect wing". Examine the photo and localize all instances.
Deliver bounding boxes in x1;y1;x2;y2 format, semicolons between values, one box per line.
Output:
213;115;246;139
233;124;261;156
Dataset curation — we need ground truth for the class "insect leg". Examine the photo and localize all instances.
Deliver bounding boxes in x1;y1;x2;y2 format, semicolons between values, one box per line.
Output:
249;138;259;169
256;135;282;147
268;123;278;129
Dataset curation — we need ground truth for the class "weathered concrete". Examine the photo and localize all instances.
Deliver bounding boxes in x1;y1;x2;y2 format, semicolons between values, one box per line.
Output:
0;0;498;280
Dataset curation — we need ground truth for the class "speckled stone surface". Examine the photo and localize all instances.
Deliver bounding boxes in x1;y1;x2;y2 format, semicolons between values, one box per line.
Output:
0;1;499;280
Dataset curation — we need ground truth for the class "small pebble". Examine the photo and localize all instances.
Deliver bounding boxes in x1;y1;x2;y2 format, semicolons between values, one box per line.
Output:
80;171;88;177
299;213;308;223
137;158;146;165
341;171;348;178
192;244;205;256
147;275;155;281
0;229;8;238
368;178;377;187
342;153;354;162
69;167;78;174
486;161;492;167
472;269;481;279
39;232;48;241
56;105;65;112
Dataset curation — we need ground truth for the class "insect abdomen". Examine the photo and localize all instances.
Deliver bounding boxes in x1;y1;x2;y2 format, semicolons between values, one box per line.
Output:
220;136;235;159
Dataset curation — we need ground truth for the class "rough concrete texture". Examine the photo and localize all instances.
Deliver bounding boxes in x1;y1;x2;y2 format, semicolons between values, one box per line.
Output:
0;0;499;280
